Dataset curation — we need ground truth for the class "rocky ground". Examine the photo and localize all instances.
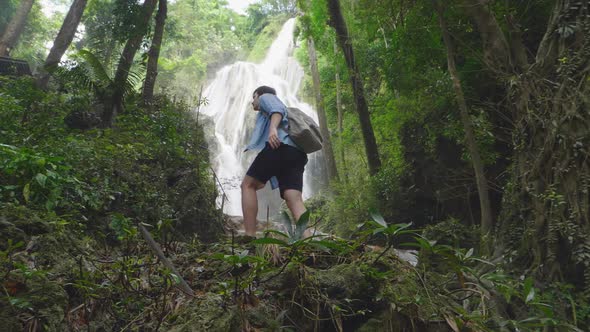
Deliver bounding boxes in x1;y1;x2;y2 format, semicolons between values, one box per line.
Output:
2;208;451;331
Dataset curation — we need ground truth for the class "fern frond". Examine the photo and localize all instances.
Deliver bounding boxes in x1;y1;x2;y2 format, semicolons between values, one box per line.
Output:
124;68;143;96
78;49;113;86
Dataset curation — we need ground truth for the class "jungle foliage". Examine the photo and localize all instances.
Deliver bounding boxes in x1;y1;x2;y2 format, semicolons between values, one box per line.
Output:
0;75;223;329
1;0;589;330
294;0;590;329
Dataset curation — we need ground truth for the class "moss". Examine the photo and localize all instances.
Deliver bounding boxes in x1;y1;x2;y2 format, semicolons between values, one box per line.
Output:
356;310;411;332
4;270;68;331
169;168;223;243
314;264;373;300
166;294;240;332
0;204;52;250
0;217;27;250
245;302;282;330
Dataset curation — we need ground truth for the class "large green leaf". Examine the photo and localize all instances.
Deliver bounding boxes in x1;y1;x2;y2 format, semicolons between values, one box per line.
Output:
280;211;294;238
252;237;288;246
369;209;387;227
294;210;310;240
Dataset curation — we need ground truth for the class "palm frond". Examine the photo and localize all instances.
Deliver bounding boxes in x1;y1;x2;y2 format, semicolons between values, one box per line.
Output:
77;49;113;86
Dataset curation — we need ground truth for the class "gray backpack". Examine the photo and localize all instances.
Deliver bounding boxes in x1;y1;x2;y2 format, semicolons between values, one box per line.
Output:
286;107;323;153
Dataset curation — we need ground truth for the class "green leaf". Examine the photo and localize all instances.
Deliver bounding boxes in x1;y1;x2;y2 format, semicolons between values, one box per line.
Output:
386;222;413;236
263;229;289;239
9;297;32;309
525;287;535;303
35;173;47;187
306;239;339;252
309;240;349;251
465;248;474;259
295;210;310;240
23;183;31;202
369;209;387;227
523;277;533;300
35;158;46;167
280;211;294;237
372;226;386;235
470;257;495;266
251;238;288;246
170;273;182;285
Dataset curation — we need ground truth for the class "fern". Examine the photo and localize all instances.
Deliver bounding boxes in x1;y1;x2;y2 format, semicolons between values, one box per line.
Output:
52;49;142;101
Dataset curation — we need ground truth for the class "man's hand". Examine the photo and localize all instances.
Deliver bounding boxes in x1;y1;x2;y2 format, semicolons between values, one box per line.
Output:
268;127;280;149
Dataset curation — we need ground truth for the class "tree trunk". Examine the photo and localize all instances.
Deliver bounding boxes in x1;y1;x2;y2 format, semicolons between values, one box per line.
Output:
459;0;512;72
142;0;167;104
307;37;338;183
102;0;158;126
37;0;88;89
327;0;381;176
334;40;346;178
435;3;494;237
0;0;34;56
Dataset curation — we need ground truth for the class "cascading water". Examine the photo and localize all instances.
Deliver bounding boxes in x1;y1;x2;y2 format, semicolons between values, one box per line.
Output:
199;18;326;219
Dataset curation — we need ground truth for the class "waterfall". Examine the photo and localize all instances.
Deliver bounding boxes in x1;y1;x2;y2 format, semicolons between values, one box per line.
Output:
199;18;326;218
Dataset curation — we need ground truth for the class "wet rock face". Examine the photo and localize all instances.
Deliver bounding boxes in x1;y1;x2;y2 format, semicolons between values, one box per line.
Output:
168;168;224;243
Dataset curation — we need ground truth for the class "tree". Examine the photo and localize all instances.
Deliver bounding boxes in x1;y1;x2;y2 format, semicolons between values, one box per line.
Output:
37;0;88;89
80;0;120;69
307;37;338;183
460;0;590;281
333;40;345;177
142;0;168;104
102;0;158;126
434;1;493;239
156;0;244;100
0;0;35;56
326;0;381;176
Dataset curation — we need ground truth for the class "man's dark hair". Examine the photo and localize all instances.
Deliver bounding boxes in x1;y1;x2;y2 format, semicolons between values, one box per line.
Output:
253;86;276;96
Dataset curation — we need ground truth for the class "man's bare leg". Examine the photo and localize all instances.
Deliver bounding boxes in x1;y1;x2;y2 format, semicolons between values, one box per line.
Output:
283;189;309;236
241;175;265;236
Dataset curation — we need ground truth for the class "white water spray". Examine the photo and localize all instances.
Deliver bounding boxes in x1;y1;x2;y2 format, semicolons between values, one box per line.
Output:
199;18;325;218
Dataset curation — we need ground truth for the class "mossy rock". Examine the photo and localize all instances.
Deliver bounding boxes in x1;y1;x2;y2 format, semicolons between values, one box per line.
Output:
4;270;68;331
356;308;452;332
356;309;410;332
27;232;82;276
169;168;223;243
244;301;282;330
314;264;374;301
0;204;51;250
166;293;239;331
0;218;26;250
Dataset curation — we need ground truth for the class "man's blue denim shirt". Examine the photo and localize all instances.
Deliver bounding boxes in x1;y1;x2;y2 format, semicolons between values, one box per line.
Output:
245;93;297;152
244;93;299;189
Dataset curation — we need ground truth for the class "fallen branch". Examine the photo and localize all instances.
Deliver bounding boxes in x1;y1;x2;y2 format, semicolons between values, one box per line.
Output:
138;223;194;297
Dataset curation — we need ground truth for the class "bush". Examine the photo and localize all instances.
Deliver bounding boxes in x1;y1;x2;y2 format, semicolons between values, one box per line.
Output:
0;79;221;241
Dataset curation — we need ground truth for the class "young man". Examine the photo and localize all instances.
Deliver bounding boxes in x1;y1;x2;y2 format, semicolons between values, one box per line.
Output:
241;86;308;237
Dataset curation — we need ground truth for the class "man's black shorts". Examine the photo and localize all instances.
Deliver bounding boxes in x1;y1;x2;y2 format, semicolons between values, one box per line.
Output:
246;143;308;197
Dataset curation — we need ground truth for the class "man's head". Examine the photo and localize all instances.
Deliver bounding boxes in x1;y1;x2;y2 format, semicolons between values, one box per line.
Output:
252;85;276;111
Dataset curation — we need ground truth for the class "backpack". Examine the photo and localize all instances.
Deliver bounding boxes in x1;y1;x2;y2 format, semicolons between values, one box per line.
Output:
286;107;323;153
